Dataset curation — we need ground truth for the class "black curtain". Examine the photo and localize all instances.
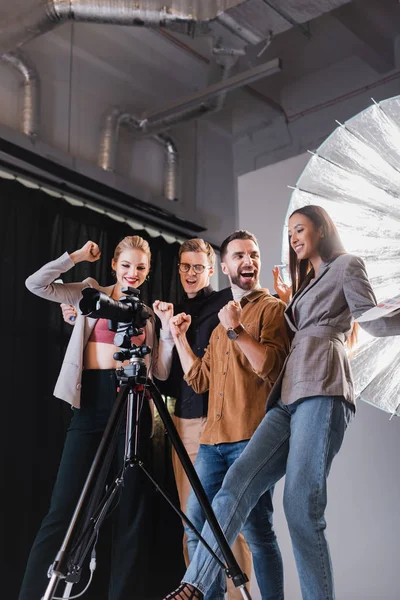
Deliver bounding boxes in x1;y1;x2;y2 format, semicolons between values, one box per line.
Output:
0;178;185;598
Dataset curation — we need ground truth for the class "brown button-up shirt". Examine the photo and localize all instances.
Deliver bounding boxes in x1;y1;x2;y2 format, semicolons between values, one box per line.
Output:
184;289;290;445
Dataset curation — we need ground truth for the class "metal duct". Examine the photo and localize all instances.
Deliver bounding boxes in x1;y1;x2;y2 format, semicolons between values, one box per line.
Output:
136;52;239;136
0;1;197;55
0;51;40;138
0;0;355;56
97;110;179;200
98;108;134;172
155;134;179;201
217;11;264;44
98;55;237;200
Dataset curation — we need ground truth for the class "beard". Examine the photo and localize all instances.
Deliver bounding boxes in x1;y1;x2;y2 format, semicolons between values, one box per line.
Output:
230;269;259;290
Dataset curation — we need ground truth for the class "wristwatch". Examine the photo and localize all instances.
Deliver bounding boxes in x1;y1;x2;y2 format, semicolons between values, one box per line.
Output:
226;324;245;340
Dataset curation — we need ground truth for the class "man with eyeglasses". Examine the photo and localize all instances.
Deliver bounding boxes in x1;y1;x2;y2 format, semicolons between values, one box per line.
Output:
168;231;290;600
162;238;253;600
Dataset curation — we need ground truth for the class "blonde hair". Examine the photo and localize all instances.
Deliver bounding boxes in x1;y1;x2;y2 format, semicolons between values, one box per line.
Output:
113;235;151;263
179;238;215;268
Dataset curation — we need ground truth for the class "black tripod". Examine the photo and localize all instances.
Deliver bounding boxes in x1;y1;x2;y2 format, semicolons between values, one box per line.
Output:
42;344;252;600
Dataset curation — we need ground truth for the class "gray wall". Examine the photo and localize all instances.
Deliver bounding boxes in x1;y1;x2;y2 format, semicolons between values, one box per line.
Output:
238;152;310;292
234;36;400;179
237;153;400;600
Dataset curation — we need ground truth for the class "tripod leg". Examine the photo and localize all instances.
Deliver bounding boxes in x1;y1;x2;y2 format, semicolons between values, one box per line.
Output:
126;388;144;462
147;380;250;592
42;383;131;600
42;571;61;600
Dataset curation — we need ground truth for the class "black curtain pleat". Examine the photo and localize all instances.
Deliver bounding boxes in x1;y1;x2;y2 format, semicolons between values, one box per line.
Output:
0;178;185;599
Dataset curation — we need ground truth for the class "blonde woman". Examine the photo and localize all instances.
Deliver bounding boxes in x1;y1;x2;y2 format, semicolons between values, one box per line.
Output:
20;236;174;600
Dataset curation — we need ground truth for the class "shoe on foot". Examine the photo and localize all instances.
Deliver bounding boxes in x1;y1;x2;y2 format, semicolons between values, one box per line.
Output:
163;583;203;600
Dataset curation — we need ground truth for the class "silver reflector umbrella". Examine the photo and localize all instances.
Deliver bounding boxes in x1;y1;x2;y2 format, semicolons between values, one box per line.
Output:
282;95;400;417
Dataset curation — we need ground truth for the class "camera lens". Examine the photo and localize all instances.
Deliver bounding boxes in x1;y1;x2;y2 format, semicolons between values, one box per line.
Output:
80;289;132;322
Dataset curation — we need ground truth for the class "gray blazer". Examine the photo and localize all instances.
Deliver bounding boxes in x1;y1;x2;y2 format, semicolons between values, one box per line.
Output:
267;253;400;409
26;252;174;408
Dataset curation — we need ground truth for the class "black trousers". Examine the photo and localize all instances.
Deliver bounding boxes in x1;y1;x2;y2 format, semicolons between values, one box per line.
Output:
19;369;153;600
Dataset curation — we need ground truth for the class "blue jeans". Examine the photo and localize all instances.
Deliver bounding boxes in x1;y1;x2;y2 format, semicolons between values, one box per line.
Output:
186;441;283;600
184;396;354;600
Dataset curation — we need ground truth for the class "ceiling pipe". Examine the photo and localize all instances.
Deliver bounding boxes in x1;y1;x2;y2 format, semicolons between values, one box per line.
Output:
98;108;131;172
0;1;198;55
98;53;239;200
154;134;179;202
97;109;179;200
139;56;281;134
217;12;264;45
0;51;40;138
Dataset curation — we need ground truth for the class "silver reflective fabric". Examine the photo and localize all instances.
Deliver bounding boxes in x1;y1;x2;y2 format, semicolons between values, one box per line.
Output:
282;95;400;417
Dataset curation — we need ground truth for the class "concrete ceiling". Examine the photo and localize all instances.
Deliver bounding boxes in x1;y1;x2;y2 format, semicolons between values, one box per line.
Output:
0;0;399;140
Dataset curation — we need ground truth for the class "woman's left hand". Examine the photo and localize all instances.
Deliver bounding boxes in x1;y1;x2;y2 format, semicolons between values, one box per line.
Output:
272;266;292;304
153;300;174;330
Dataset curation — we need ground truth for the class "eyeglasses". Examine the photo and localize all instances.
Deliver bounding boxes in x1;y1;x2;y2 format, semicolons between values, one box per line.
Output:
178;263;211;274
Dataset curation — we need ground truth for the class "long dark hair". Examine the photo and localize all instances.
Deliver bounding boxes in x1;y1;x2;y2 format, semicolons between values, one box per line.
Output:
288;204;358;347
288;205;345;295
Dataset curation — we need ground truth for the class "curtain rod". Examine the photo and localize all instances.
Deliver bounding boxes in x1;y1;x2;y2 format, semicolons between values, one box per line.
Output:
0;134;211;243
0;159;221;251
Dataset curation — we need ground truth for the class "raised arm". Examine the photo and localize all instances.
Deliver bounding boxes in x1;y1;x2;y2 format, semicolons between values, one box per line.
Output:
218;299;290;385
25;241;101;306
169;312;212;394
343;255;400;337
170;313;197;374
150;300;175;381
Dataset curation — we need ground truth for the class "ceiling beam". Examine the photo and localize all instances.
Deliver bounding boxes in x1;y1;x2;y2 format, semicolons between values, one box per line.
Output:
332;0;398;73
143;58;282;122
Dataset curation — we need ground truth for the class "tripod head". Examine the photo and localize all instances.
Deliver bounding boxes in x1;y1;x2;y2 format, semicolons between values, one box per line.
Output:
114;344;151;385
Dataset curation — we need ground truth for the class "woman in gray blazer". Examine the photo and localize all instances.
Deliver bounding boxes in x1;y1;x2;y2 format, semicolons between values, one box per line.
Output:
163;205;400;600
20;235;174;600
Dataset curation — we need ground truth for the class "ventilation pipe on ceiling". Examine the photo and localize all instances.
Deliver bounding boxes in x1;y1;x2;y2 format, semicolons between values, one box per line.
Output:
154;134;179;202
98;108;132;173
217;12;264;45
97;110;179;201
0;51;40;138
135;49;241;136
98;52;239;200
0;1;199;55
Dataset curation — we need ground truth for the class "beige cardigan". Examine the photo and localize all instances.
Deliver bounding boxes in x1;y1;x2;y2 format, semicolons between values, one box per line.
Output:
26;252;174;408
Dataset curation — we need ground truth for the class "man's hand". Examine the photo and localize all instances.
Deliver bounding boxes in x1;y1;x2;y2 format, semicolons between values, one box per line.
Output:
70;241;101;265
170;312;192;341
153;300;174;331
218;300;242;330
272;266;292;304
61;303;77;325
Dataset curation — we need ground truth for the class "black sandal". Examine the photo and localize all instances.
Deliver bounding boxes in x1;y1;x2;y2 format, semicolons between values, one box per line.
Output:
163;583;204;600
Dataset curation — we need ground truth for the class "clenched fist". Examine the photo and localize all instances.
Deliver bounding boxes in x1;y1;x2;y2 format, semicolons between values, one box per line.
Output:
169;312;191;341
153;300;174;331
218;300;242;330
70;241;101;265
61;303;77;325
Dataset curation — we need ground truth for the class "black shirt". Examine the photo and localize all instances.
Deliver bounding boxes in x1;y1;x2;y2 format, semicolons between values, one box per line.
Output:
163;285;232;419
